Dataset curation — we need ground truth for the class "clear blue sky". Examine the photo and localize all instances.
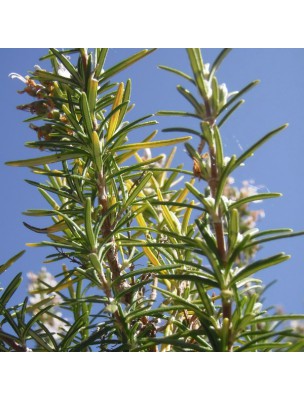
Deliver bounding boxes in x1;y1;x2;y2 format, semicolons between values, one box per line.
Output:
1;48;304;314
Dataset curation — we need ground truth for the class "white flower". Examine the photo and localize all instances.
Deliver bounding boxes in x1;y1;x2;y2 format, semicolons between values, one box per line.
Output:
27;267;62;306
253;302;263;314
221;195;234;207
142;148;152;160
219;83;228;107
223;156;231;166
8;72;28;83
58;63;71;78
204;196;215;208
27;268;67;340
203;63;210;77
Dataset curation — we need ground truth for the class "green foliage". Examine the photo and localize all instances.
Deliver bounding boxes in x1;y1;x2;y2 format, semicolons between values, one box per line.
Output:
2;48;304;352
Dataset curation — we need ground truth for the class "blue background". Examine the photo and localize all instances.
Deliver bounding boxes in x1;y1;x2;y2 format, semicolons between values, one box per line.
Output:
1;48;304;313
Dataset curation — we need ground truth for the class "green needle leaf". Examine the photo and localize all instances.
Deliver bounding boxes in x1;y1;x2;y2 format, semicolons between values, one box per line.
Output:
80;92;94;137
101;49;156;81
218;80;260;115
0;250;25;275
229;193;282;210
84;197;96;250
6;152;85;167
234;124;288;170
230;253;290;285
50;48;83;86
158;65;195;84
0;273;22;307
124;172;152;210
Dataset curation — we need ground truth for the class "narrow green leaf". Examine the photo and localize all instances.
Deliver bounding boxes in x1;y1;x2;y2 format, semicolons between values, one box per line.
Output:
114;128;158;164
153;285;214;325
84;197;96;250
97;101;130;136
158;65;195;84
210;48;232;79
195;220;218;256
112;264;184;285
63;105;85;135
254;314;304;324
24;180;79;202
89;253;104;275
252;228;292;239
237;342;291;352
157;110;201;119
186;48;209;99
39;48;80;61
94;48;108;78
101;49;156;81
95;92;117;112
116;79;131;129
218;100;245;127
151;200;205;212
138;166;193;177
38;187;59;209
156;274;219;288
213;125;224;171
176;85;203;115
124;172;152;210
33;70;77;87
59;316;86;350
110;115;157;143
116;136;191;152
211;76;219;113
87;77;98;114
6;152;84;167
26;327;56;351
0;307;20;336
185;182;213;213
236;328;295;352
215;155;237;209
197;284;215;316
91;130;103;171
184;142;201;160
229;193;282;210
162;127;202;137
50;48;83;86
228;208;239;254
230;253;290;285
0;273;22;307
23;305;54;339
126;305;186;322
244;293;260;317
106;156;167;182
218;80;260;115
0;250;25;275
79;92;94;137
234;124;288;171
286;340;304;352
244;232;304;250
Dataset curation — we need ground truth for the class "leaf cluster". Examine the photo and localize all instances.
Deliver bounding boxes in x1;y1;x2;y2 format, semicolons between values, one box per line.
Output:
2;48;304;352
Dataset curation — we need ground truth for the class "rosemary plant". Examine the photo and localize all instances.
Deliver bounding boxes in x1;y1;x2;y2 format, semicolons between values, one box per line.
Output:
1;48;304;352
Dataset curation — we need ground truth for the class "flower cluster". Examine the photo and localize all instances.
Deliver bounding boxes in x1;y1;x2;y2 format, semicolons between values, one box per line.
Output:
9;64;72;149
27;267;67;339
